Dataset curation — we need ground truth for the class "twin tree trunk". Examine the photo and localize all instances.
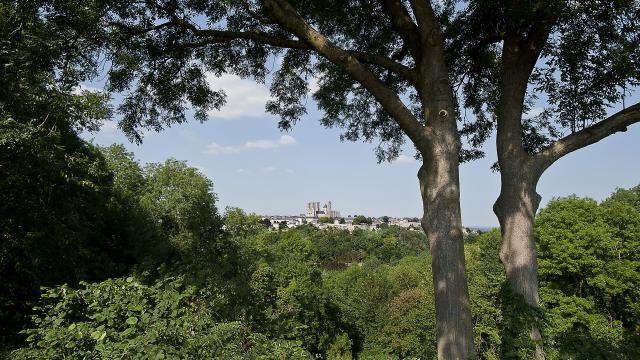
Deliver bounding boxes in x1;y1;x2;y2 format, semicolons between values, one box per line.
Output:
418;117;474;359
494;161;545;358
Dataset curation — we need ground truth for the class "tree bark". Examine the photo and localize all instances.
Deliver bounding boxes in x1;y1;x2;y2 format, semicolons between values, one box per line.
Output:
418;122;474;359
494;32;548;356
493;163;544;358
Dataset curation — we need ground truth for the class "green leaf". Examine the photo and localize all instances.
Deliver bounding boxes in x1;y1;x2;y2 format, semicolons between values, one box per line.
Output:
121;327;135;337
126;316;138;325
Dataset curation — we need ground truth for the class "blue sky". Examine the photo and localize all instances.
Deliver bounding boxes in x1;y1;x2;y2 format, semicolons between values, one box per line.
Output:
83;74;640;227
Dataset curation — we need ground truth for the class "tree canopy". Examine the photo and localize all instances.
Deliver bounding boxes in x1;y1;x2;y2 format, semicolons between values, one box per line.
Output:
77;0;638;163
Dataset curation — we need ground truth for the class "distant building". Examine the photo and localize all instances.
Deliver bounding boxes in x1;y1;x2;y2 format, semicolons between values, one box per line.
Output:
306;201;340;218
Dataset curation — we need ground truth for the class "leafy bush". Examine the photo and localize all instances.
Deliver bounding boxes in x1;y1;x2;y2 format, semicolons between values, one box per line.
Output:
537;195;640;358
13;275;311;359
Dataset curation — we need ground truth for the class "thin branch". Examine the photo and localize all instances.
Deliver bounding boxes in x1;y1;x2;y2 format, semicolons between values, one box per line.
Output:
108;21;176;36
111;21;417;84
533;102;640;171
260;0;428;147
347;51;417;85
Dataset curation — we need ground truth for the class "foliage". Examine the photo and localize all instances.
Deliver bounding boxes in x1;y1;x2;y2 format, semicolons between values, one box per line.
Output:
607;184;640;212
464;230;505;359
323;255;437;358
0;120;127;344
68;0;637;163
307;226;427;270
536;193;640;358
12;275;311;359
139;159;223;264
98;145;156;264
0;133;227;346
9;2;637;354
224;207;268;239
0;0;113;346
351;215;373;225
0;0;109;133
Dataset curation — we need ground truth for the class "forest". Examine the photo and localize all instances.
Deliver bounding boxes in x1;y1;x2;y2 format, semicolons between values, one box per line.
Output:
2;0;640;358
2;136;640;358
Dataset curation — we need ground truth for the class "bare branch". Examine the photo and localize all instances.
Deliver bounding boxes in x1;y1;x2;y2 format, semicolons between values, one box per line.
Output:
533;102;640;171
260;0;428;147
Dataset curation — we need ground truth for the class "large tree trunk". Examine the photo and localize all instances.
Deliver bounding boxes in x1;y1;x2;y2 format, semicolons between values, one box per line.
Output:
493;170;544;358
418;128;474;359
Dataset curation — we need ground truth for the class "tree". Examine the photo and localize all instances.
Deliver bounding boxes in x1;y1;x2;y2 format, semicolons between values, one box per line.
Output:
224;207;267;239
278;220;289;230
352;215;373;225
262;218;273;228
0;121;126;344
469;2;640;353
99;144;157;263
536;194;640;357
0;0;115;344
608;184;640;212
140;159;223;262
100;1;477;355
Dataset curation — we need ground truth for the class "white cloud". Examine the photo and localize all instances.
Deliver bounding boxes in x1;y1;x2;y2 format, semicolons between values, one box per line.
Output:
204;134;296;155
72;83;103;95
204;143;238;155
206;73;272;119
244;134;296;150
236;167;294;175
394;154;415;164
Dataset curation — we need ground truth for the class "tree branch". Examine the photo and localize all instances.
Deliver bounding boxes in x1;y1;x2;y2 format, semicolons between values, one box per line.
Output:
349;51;418;85
404;0;450;111
108;21;177;36
533;102;640;171
111;20;417;84
260;0;428;147
380;0;422;60
408;0;434;37
496;11;557;165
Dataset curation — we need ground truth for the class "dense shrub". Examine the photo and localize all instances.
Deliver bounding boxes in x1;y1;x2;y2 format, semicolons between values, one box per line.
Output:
13;275;311;359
